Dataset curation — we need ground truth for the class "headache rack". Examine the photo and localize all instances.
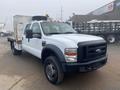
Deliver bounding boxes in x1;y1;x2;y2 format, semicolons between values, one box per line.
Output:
13;15;47;42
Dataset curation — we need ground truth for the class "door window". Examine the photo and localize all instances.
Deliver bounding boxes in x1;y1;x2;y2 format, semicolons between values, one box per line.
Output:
31;23;41;34
24;24;31;34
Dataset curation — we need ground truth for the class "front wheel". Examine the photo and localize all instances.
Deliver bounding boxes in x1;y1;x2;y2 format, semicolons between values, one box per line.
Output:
44;56;64;85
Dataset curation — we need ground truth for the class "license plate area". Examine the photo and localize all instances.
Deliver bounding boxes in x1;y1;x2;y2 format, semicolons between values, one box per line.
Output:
79;63;101;72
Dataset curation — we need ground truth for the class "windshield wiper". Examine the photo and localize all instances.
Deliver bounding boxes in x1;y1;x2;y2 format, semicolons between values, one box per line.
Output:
47;32;77;35
47;32;62;35
63;32;76;34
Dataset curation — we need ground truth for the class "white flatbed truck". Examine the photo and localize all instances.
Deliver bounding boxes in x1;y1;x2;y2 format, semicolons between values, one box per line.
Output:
8;15;107;84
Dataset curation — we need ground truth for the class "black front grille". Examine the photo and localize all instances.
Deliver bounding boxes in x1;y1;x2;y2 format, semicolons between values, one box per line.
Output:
77;40;107;63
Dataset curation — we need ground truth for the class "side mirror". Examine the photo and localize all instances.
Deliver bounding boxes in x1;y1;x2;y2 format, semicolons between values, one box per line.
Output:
26;29;33;39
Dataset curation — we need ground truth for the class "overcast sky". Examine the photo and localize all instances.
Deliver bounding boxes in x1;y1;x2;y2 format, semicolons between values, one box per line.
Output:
0;0;114;30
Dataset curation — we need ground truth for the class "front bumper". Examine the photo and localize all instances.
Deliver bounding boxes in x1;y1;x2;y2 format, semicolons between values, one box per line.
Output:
62;56;107;72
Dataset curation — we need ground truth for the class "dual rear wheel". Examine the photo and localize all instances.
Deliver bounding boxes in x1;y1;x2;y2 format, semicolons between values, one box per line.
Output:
11;42;22;55
107;35;116;44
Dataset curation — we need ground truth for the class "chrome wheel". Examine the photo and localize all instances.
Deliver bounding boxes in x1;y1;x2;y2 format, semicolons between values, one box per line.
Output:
46;63;58;81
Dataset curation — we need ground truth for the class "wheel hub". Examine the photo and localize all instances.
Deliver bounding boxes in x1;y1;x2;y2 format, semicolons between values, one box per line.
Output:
46;63;57;81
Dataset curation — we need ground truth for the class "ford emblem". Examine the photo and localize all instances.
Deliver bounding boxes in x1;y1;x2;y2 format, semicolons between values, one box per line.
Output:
96;49;101;53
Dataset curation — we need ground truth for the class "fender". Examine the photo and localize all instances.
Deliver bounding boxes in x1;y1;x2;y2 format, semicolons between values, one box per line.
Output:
41;44;66;63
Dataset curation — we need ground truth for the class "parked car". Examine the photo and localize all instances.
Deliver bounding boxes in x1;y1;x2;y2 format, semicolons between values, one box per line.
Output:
0;31;12;37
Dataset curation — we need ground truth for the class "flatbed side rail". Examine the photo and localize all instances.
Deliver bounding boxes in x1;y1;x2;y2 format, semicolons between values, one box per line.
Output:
73;22;120;34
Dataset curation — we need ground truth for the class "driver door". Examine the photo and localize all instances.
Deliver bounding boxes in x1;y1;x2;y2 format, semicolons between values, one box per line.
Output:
22;23;32;52
28;22;42;58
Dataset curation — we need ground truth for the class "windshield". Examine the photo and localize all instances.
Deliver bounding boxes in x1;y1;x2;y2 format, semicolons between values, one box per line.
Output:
41;22;76;35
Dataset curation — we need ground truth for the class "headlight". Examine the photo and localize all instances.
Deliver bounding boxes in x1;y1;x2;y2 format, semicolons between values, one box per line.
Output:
65;48;77;63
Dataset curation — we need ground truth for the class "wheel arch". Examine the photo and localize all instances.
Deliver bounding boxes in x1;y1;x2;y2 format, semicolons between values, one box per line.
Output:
41;44;66;64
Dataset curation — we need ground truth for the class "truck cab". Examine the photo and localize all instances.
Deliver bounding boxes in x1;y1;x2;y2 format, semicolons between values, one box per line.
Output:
8;16;107;85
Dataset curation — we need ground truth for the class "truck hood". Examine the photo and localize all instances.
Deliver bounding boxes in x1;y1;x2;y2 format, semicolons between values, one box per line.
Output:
48;34;103;44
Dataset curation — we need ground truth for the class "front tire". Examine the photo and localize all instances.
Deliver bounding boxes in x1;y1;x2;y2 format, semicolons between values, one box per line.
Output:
44;56;64;85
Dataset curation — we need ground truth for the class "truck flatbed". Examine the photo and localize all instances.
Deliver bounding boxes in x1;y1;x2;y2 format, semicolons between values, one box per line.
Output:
73;21;120;43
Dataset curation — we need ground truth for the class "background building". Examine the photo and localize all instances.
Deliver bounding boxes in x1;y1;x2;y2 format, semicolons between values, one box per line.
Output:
69;0;120;24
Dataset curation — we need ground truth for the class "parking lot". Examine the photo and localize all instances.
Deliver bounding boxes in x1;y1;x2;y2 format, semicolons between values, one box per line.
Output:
0;37;120;90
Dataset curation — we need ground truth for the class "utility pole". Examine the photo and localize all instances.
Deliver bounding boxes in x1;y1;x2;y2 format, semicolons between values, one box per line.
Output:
60;5;63;21
59;0;63;21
